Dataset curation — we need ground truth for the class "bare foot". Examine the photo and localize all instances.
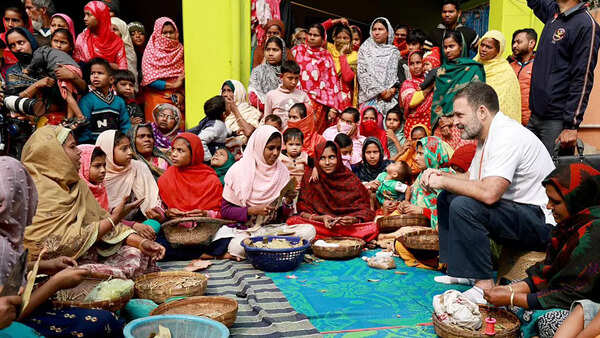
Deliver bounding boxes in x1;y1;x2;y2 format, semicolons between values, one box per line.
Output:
200;253;215;260
222;253;242;262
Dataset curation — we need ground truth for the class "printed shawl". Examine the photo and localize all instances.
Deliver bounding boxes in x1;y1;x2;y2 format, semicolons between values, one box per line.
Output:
400;52;433;136
297;141;374;222
158;133;223;212
526;164;600;309
141;17;184;86
77;144;110;210
151;103;182;150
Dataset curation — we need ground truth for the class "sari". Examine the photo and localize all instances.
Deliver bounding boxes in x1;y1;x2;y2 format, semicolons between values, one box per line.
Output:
408;136;454;229
151;103;182;151
357;17;400;117
77;144;110;210
211;147;235;186
359;106;390;158
248;36;286;110
400;52;433;136
111;17;138;82
73;1;127;69
327;42;358;110
474;30;522;123
290;141;377;241
287;104;325;157
96;130;162;217
128;124;171;180
158;133;223;212
352;137;393;182
222;80;261;133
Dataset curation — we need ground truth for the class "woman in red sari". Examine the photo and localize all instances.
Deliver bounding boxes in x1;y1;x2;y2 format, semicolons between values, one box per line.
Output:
400;51;433;137
287;141;378;242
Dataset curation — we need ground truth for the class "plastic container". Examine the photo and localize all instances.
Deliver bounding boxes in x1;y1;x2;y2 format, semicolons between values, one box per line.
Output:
240;236;310;272
123;314;229;338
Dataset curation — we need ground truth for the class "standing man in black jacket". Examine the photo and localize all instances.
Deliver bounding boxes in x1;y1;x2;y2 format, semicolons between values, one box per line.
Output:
430;0;479;53
527;0;600;155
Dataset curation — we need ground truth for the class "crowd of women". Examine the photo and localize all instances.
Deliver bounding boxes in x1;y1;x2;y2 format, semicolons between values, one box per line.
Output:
1;0;599;337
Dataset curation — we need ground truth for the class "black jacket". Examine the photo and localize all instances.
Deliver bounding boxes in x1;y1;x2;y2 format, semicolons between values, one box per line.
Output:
528;0;600;128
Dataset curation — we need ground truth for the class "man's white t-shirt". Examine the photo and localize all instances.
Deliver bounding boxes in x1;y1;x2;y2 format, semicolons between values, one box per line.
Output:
468;111;555;223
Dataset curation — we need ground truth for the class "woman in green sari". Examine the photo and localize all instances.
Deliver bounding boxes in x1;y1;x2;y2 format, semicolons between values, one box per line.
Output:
431;30;485;129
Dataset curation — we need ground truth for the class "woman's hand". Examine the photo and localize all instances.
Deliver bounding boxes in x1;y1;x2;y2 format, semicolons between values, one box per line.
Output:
322;215;335;229
340;43;351;55
38;256;78;275
167;75;185;89
382;200;399;216
35;77;55;89
140;241;166;260
366;180;380;192
186;209;208;217
49;268;91;291
309;166;320;183
132;223;156;240
401;202;423;215
332;17;349;26
338;216;358;226
112;196;145;223
386;128;398;142
166;208;185;218
483;286;511;306
0;295;21;329
248;205;276;216
131;117;144;125
145;207;164;221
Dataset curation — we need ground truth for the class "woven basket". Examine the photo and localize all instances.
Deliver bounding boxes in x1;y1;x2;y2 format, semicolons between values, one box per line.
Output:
376;214;429;233
398;228;439;251
433;305;520;338
53;276;133;312
134;271;208;303
498;249;546;282
311;237;365;260
151;296;238;327
162;217;233;246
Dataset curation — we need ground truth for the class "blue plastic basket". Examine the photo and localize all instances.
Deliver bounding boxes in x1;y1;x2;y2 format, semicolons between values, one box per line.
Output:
240;236;310;272
123;314;229;338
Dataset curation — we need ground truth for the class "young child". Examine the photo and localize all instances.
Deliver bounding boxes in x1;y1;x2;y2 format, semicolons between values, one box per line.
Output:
264;60;310;129
375;161;410;205
194;95;231;162
334;133;354;169
76;57;131;144
323;107;364;165
210;147;235;186
114;69;144;125
264;114;283;131
280;128;310;189
77;144;109;210
385;107;407;160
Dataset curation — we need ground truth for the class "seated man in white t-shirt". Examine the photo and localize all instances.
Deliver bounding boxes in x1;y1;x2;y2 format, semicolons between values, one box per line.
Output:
422;82;555;304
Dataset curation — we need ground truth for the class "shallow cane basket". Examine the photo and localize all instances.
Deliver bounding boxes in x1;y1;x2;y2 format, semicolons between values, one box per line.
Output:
162;217;233;246
151;296;238;327
398;228;439;251
53;275;133;311
311;237;365;260
376;214;429;233
433;305;520;338
134;271;208;303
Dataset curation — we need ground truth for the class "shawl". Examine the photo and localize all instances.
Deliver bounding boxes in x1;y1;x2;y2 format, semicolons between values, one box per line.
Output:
1;15;34;70
141;17;185;86
73;1;126;66
287;103;325;157
128;124;172;180
22;126;134;260
357;17;400;114
96;130;162;216
51;13;76;41
111;17;138;81
327;42;358;109
291;43;342;110
410;136;454;229
400;54;433;136
223;80;262;131
158;133;223;212
474;30;522;123
359;106;390;158
4;27;39;96
211;147;235;186
297;141;375;222
424;47;442;69
0;157;37;285
151;103;182;150
431;56;485;128
352;137;393;182
248;36;286;104
222;125;290;207
77;144;110;210
526;164;600;309
443;143;477;173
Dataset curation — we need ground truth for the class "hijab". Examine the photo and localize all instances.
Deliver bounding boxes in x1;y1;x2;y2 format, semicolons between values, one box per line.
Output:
22;126;134;260
352;137;392;182
1;9;34;70
359;106;390;158
297;141;374;221
248;36;286;104
211;146;235;186
141;17;184;86
4;28;39;95
0;157;37;285
128;124;172;180
222;80;261;132
222;125;290;207
51;13;76;41
77;144;110;210
151;103;182;150
111;16;138;81
73;1;126;64
158;133;223;212
96;130;162;216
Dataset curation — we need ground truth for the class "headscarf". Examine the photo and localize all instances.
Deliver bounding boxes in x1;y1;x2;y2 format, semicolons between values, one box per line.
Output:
297;141;375;222
222;80;261;132
158;133;223;212
141;17;184;86
410;136;454;229
51;13;76;41
128;21;145;35
400;51;433;137
96;130;162;216
73;1;126;66
248;36;286;104
291;38;342;110
397;123;431;178
286;104;325;157
327;36;358;110
222;125;290;207
77;144;109;210
526;164;600;309
211;147;235;186
128;123;172;180
111;17;138;81
423;47;441;69
22;126;134;260
252;19;288;68
443;143;477;173
352;137;393;182
1;9;34;69
151;103;182;150
359;106;390;158
0;157;37;285
357;17;400;115
350;25;362;51
4;27;39;95
474;30;522;123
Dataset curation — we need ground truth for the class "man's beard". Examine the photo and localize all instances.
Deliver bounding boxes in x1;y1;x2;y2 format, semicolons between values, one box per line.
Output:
32;19;43;31
459;116;483;140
